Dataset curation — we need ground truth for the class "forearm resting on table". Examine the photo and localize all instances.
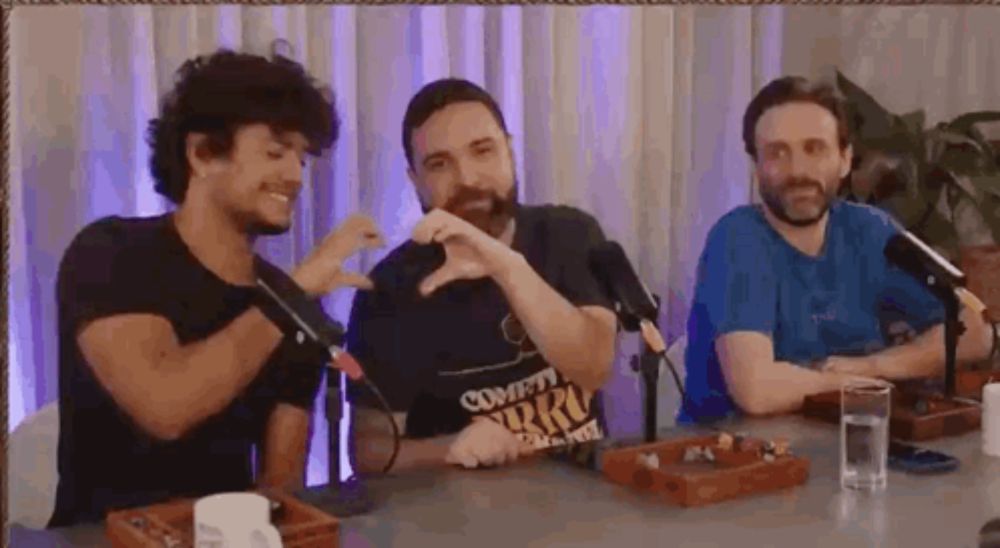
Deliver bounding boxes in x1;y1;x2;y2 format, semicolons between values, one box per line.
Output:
718;332;847;416
492;254;615;393
79;306;285;441
871;305;994;380
351;407;456;474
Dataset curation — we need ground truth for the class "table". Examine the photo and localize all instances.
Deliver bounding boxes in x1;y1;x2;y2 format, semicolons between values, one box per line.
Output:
8;415;1000;547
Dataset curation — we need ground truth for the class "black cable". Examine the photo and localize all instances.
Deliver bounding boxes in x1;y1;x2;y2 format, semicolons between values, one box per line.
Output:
358;375;401;475
656;350;686;407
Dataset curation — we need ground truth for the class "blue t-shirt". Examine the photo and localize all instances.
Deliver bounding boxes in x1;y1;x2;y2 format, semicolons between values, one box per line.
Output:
678;200;945;424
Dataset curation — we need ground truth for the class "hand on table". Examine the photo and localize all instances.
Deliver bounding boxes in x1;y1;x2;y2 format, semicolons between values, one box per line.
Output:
445;418;534;469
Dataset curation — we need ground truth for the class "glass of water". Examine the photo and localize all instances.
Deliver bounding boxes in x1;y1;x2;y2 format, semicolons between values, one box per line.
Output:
840;378;892;491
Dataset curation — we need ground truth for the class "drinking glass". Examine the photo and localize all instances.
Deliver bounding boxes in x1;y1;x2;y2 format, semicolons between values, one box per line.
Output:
840;378;892;491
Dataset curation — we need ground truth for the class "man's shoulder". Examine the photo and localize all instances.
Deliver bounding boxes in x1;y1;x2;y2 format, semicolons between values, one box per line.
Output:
703;204;771;248
832;200;899;232
66;214;172;256
521;203;601;231
59;215;175;279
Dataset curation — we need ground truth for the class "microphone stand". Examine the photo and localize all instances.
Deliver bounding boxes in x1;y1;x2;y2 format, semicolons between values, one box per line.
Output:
921;274;965;398
255;273;374;517
620;296;665;443
325;369;342;491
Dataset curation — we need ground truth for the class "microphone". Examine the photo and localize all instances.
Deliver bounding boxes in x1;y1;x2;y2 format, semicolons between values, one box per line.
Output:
589;240;667;354
884;231;988;316
884;230;966;289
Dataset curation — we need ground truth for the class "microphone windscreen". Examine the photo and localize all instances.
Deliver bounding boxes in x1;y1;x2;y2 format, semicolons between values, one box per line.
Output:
589;241;658;322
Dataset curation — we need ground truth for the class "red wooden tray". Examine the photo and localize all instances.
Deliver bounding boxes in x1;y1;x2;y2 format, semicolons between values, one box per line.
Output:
802;384;982;441
601;434;809;507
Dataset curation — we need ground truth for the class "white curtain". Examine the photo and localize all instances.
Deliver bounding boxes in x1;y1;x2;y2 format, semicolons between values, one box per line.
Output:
10;5;999;484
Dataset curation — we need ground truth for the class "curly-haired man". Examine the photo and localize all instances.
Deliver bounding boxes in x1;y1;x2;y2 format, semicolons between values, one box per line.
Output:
48;48;383;526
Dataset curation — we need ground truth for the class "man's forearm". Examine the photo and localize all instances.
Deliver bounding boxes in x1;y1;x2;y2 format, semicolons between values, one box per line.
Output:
354;435;457;475
351;410;457;474
736;360;847;415
872;309;993;380
490;253;614;392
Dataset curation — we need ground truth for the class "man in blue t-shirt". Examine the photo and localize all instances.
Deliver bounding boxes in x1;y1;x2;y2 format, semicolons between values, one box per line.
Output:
679;76;994;424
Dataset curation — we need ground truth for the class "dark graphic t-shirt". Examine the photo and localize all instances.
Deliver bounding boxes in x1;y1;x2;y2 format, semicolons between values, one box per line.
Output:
49;214;325;526
345;205;614;451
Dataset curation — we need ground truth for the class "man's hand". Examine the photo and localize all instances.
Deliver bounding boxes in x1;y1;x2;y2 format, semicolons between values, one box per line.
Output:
445;418;534;469
292;214;384;297
411;209;521;296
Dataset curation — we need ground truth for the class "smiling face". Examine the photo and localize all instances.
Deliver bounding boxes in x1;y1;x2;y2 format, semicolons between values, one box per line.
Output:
753;101;853;227
406;101;518;238
189;123;308;235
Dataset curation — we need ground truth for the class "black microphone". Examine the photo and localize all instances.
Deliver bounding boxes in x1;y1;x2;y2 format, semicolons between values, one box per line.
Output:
884;231;967;290
588;241;660;331
883;231;990;317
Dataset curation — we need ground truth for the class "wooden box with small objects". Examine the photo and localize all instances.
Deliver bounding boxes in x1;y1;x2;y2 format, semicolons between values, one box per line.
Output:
105;490;339;548
801;369;996;441
600;432;810;507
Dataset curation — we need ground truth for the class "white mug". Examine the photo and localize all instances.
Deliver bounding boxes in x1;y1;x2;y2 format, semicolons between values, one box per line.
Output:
983;382;1000;457
194;493;283;548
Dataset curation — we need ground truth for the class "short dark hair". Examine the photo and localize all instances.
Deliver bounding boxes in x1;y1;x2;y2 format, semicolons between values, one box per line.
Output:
146;47;340;204
742;76;850;160
402;78;508;168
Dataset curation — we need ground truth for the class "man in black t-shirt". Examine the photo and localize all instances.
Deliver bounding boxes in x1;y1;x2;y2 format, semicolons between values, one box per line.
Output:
347;79;618;472
48;48;383;526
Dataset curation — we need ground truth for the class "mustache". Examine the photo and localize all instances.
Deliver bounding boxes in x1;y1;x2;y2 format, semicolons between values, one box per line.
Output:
782;177;824;193
443;187;502;212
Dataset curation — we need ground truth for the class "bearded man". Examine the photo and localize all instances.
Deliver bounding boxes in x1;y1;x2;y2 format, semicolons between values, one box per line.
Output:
678;76;993;424
345;78;618;471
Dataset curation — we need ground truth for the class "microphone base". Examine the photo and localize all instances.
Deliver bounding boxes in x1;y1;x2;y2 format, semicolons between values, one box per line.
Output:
295;475;375;517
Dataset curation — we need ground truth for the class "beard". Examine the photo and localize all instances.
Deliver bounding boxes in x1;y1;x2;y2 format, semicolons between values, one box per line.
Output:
248;219;291;236
227;207;292;237
434;182;519;239
760;174;838;227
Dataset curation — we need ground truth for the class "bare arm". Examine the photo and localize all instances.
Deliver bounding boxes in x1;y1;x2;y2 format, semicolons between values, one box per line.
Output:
493;255;617;393
78;308;285;441
350;406;458;475
717;331;855;416
258;403;311;491
826;302;994;380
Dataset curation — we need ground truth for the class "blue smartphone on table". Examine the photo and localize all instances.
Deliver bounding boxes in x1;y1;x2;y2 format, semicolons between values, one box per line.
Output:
888;440;960;474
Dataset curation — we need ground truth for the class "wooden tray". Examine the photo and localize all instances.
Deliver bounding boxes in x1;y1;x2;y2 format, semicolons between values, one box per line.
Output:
600;435;809;507
106;490;339;547
802;387;981;441
956;368;999;397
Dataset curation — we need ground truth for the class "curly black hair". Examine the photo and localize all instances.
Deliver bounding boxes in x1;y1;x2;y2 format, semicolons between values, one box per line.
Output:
147;46;340;204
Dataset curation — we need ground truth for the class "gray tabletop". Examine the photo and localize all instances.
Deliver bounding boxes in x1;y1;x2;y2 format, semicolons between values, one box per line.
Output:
8;415;1000;547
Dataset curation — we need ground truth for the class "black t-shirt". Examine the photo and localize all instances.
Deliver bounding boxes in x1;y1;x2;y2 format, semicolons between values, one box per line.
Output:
345;205;615;452
48;214;324;527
